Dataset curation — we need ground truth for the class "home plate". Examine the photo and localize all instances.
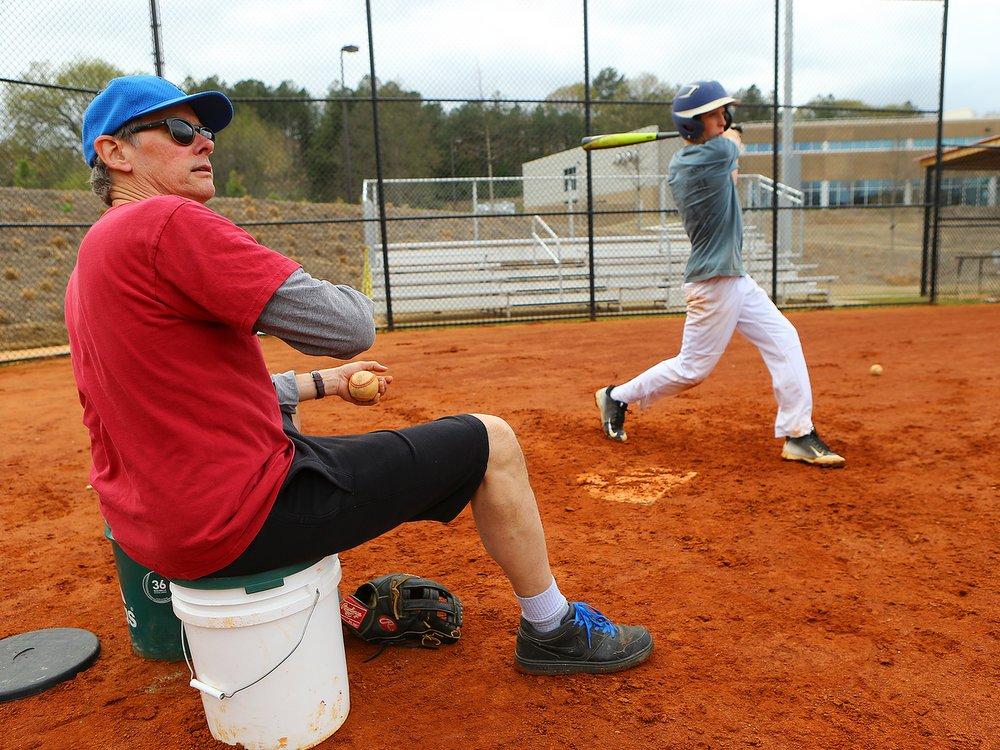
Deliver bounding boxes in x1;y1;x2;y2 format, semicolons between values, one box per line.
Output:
576;468;697;505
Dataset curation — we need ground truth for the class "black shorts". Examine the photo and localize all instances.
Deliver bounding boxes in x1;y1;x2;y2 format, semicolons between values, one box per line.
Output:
211;413;490;577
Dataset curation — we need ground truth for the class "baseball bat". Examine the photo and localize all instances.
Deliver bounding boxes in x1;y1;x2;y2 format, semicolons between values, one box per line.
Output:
580;131;681;151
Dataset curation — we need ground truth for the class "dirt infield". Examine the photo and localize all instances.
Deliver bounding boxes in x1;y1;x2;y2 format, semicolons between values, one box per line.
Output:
2;304;998;749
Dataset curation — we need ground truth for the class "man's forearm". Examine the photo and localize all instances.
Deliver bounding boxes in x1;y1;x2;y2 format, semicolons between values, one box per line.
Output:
270;368;350;408
294;370;324;401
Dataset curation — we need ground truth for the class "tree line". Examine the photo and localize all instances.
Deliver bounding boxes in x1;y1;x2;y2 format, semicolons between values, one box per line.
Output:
1;59;921;204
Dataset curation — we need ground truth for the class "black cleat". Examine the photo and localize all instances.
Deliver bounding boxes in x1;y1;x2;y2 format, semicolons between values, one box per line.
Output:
515;602;653;675
781;429;845;467
595;386;628;442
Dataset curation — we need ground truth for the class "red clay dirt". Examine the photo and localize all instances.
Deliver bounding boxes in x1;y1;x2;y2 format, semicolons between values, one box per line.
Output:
2;304;998;749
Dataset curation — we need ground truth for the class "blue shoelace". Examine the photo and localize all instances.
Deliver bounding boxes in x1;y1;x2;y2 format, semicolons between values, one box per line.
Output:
570;602;618;647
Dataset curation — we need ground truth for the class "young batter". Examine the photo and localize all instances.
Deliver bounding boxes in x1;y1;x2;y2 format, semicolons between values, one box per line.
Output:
595;80;844;467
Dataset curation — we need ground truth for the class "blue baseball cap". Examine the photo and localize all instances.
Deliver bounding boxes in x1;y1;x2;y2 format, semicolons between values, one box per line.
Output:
82;75;234;166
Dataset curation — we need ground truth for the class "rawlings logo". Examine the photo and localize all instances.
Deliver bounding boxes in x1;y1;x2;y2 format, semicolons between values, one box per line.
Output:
378;616;398;632
340;595;368;629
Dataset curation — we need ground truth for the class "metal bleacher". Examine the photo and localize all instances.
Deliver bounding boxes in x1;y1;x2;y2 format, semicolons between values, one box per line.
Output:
368;222;833;321
364;175;836;322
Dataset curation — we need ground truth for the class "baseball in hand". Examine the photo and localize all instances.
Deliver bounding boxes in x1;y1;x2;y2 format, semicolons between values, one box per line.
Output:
869;363;883;376
348;370;379;401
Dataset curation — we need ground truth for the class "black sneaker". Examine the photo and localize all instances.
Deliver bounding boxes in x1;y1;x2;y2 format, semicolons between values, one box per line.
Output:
515;602;653;675
595;386;628;442
781;429;846;467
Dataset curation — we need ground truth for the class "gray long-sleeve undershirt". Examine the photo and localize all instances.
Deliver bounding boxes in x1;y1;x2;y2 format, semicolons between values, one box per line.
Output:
269;370;300;414
259;268;376;412
257;268;375;355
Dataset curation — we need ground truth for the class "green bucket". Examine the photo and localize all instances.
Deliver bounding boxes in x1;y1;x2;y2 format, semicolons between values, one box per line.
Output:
104;525;184;661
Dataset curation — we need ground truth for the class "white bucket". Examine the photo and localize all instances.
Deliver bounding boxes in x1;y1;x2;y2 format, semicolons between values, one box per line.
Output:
170;554;349;750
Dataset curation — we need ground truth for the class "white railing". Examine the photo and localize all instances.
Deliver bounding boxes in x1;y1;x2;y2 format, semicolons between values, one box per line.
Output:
744;173;804;206
739;174;805;258
362;173;807;260
530;214;562;265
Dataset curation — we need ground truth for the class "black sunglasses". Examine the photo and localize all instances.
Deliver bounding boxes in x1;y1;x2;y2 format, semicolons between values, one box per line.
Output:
131;117;215;146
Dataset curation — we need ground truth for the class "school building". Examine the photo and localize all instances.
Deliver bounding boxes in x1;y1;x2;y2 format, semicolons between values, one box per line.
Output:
522;113;1000;212
740;113;999;207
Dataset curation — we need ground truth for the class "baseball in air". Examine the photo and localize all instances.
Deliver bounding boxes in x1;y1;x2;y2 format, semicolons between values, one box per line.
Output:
869;363;883;376
348;370;379;401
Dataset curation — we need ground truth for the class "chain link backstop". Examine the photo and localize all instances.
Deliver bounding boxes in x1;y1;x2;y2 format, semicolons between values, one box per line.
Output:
3;0;995;360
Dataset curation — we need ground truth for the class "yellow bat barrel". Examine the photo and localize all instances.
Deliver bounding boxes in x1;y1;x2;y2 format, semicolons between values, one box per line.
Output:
580;132;666;151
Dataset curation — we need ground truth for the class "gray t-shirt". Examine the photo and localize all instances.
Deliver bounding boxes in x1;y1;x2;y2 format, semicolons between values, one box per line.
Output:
668;136;744;283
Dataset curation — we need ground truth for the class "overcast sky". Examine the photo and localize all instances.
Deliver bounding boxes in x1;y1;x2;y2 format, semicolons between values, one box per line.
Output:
5;0;997;116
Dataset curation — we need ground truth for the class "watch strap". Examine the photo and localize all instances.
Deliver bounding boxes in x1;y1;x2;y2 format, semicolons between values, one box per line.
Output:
311;370;326;399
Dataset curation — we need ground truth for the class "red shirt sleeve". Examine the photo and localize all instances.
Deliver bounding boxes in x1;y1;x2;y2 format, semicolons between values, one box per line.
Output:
152;199;300;333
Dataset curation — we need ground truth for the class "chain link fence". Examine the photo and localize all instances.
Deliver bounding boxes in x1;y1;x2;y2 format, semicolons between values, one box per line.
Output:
926;169;1000;301
2;0;995;361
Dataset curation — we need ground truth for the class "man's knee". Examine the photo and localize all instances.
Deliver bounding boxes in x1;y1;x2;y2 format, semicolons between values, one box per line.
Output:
470;413;523;470
675;353;719;387
675;369;706;388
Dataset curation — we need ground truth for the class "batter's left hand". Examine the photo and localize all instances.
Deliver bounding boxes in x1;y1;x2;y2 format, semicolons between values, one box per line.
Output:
721;127;743;149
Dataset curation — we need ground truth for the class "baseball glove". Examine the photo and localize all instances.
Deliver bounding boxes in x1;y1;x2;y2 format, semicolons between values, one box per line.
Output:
339;573;462;649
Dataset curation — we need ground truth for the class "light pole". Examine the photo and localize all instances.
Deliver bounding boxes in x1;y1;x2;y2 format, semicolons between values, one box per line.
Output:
614;149;643;232
340;44;359;201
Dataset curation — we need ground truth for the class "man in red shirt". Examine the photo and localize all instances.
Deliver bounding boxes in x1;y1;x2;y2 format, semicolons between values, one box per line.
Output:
67;75;652;675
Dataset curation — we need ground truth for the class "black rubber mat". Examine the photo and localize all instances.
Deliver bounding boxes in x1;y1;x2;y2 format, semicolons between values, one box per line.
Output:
0;628;100;702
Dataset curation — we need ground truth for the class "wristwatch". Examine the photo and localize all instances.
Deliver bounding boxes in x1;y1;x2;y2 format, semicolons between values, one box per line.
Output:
311;370;325;399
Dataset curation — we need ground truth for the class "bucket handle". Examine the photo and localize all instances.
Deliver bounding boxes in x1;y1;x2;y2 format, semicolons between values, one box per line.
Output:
182;586;321;701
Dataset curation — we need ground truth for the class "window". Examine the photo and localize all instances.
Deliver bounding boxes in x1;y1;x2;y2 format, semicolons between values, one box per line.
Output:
828;140;895;151
563;166;577;192
797;177;992;208
914;136;982;150
802;180;823;207
830;181;852;206
743;137;987;154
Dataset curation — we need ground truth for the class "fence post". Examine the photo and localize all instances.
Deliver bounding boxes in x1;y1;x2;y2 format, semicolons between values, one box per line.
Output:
148;0;164;76
771;0;780;302
658;177;667;228
929;0;950;304
365;0;393;329
472;181;479;242
583;0;596;320
920;166;933;296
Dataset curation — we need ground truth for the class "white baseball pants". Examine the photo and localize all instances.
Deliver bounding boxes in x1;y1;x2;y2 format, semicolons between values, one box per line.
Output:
610;274;813;438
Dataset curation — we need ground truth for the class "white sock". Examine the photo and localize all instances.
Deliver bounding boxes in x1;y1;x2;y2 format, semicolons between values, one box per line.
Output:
608;386;626;404
516;577;570;633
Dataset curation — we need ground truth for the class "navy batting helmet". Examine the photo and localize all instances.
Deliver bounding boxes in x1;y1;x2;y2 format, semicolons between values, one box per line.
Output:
671;81;736;141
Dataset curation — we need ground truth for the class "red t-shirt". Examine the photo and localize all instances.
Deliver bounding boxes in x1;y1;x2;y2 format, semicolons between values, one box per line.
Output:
65;196;300;579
